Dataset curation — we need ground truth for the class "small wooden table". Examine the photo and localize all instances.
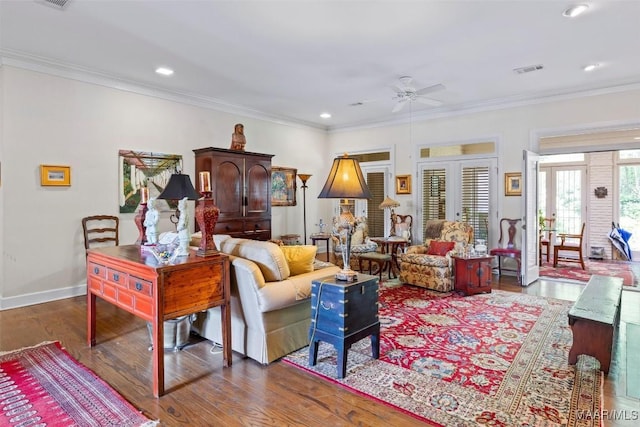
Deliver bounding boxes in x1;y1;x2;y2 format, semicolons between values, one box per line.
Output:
452;255;493;295
568;275;623;373
86;245;231;397
369;237;409;271
358;252;393;280
309;274;380;378
310;233;331;262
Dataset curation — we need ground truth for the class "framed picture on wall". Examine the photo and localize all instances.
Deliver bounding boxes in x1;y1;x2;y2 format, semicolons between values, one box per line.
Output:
118;150;183;213
396;174;411;195
40;165;71;186
505;172;522;196
271;166;297;206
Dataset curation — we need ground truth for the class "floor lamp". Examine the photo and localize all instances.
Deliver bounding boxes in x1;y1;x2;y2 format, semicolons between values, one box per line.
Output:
298;174;312;244
318;154;372;281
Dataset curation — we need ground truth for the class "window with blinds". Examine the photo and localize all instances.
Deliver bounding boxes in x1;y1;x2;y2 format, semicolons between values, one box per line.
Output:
365;172;385;237
421;169;447;229
460;166;490;241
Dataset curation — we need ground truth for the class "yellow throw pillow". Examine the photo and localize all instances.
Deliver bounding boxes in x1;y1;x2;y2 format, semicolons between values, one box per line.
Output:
280;245;318;276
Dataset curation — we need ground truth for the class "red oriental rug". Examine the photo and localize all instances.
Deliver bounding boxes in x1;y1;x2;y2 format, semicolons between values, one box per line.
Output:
284;283;602;426
539;259;639;286
0;341;157;427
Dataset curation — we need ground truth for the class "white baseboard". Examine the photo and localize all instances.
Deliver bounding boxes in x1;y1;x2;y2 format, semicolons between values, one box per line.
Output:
0;283;87;311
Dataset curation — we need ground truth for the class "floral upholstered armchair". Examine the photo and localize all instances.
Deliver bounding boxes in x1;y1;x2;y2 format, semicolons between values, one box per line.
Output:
399;220;473;292
331;216;378;270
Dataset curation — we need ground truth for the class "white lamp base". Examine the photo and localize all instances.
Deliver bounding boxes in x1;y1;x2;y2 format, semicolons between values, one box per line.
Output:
335;269;358;282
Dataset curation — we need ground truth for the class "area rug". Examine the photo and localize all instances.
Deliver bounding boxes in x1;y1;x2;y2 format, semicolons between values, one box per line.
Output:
539;259;638;286
284;283;602;426
0;341;157;427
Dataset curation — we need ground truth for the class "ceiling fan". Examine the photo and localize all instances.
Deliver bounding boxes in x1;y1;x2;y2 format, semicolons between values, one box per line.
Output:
391;76;445;113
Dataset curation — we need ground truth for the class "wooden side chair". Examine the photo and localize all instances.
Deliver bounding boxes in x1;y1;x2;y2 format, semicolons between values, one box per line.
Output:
489;218;522;283
82;215;120;252
554;222;586;270
539;215;556;266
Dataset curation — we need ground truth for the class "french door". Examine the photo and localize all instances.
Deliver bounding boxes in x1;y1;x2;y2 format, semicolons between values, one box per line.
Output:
539;165;587;235
418;158;497;245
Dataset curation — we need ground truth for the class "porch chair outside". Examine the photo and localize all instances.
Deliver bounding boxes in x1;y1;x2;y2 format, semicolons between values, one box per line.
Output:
553;222;586;270
539;215;556;266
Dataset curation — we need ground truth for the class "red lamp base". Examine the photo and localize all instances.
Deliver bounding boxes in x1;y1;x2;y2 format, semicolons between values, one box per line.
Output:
134;203;148;245
195;194;220;257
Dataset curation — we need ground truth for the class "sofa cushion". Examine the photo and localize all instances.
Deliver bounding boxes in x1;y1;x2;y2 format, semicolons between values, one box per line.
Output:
427;240;456;256
280;245;317;275
219;238;290;281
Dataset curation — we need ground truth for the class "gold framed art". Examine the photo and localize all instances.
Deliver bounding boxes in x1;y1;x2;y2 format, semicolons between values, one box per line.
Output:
396;174;411;195
40;164;71;186
505;172;522;196
271;166;297;206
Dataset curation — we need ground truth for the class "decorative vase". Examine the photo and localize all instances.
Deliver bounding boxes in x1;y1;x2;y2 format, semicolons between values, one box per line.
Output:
195;195;220;257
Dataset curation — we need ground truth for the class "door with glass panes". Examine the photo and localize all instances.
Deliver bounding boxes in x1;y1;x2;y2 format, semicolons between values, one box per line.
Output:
418;159;496;246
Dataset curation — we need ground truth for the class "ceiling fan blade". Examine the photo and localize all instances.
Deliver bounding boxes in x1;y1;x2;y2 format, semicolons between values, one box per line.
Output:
415;83;446;96
416;96;443;107
392;99;408;113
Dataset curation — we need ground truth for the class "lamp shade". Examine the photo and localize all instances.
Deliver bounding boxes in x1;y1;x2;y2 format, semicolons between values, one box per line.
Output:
157;174;200;200
379;196;400;209
318;154;372;200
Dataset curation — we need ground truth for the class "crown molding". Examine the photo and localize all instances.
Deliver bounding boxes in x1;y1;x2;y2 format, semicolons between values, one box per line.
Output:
0;49;327;131
4;48;639;136
329;80;640;134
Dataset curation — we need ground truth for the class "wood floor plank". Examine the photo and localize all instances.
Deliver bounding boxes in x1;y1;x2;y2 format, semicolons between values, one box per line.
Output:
1;271;638;426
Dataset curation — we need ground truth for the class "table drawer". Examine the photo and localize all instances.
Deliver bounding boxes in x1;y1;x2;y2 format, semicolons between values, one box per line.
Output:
88;262;107;279
129;276;153;297
215;220;243;235
134;296;153;318
116;289;134;309
102;281;117;302
107;268;128;287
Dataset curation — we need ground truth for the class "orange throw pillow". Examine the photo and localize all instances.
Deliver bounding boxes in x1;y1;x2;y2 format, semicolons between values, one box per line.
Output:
427;241;456;256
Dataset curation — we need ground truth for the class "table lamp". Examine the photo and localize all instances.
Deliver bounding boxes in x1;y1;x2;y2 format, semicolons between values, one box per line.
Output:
157;172;200;256
318;153;372;281
378;196;400;238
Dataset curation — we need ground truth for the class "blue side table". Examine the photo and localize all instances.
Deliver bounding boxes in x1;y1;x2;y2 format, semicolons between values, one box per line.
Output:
308;274;380;378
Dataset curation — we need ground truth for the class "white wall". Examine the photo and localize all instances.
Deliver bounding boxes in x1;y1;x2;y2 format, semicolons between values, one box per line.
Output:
328;89;640;241
0;66;331;309
2;63;639;309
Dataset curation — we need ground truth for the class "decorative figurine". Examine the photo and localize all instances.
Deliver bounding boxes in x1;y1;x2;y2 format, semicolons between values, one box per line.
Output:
144;197;159;245
176;197;190;257
230;123;246;151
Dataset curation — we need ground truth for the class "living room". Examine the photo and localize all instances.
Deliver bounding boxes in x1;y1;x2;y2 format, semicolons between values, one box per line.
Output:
1;1;640;425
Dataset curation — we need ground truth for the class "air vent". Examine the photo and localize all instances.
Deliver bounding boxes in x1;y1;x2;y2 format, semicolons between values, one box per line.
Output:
37;0;71;9
513;64;544;74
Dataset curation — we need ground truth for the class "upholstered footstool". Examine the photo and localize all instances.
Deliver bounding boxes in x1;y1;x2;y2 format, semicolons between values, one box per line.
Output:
358;252;394;280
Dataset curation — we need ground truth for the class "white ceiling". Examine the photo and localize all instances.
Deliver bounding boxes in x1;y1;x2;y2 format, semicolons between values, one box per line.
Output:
1;0;639;130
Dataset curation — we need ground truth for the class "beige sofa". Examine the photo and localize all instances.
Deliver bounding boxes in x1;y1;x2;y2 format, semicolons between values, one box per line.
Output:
191;235;340;364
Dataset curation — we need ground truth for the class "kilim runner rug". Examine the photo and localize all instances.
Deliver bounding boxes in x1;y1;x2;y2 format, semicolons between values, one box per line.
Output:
284;283;602;426
0;341;157;427
539;259;638;286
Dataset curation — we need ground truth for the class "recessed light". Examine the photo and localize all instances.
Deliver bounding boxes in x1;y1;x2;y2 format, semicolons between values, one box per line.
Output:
562;4;589;18
583;63;599;72
155;67;174;76
320;112;332;119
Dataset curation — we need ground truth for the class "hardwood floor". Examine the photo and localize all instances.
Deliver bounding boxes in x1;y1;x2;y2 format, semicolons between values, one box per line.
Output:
1;271;638;426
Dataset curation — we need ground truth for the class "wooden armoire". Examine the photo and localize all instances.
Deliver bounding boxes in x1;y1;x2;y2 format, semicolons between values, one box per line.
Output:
193;147;273;240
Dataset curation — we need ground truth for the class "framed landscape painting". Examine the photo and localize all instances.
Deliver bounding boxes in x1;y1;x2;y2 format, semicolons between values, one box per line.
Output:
118;150;182;213
271;166;297;206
